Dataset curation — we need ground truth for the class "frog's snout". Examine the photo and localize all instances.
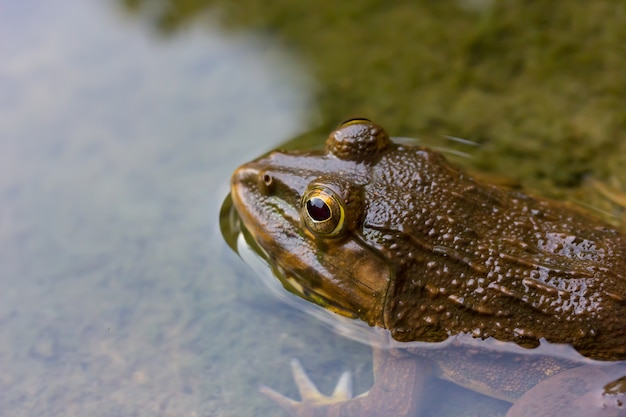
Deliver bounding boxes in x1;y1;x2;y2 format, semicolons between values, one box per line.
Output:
232;163;273;194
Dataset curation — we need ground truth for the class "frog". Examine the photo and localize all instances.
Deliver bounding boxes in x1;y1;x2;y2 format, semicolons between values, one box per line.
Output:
228;118;626;417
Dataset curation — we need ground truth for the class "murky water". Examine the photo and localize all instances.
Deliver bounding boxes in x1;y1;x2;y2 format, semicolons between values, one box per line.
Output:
3;0;626;416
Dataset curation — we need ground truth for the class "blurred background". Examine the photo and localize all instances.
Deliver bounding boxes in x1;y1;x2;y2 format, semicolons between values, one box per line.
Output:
1;1;625;416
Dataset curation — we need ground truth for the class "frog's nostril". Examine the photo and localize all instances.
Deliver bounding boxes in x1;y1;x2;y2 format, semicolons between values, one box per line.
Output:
261;172;273;187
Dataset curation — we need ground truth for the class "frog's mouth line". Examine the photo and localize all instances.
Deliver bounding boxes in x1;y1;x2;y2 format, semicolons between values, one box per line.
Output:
235;223;358;318
239;222;361;319
236;229;395;347
280;270;359;319
239;206;376;319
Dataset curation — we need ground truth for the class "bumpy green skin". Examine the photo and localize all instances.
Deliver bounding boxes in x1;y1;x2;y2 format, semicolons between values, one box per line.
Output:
370;143;626;360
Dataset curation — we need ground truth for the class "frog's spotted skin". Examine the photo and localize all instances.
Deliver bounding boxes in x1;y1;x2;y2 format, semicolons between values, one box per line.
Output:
228;119;626;416
365;142;626;359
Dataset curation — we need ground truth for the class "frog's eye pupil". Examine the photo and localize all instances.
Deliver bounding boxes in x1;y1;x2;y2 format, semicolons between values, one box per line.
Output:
307;197;331;221
302;187;346;237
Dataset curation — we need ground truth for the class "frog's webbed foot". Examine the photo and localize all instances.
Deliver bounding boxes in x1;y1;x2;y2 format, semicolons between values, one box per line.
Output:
261;350;430;417
260;358;358;415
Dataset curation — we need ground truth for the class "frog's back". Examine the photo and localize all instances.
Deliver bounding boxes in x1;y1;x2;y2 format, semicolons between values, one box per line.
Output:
367;146;626;360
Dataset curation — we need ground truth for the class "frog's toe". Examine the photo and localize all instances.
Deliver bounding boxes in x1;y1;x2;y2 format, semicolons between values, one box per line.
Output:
261;352;429;417
291;358;354;403
260;358;354;412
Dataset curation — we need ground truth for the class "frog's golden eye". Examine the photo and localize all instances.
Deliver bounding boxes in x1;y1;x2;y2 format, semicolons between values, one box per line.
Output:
302;187;345;237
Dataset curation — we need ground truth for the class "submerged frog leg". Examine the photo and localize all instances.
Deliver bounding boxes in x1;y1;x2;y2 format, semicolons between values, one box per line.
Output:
261;348;432;417
260;358;354;409
505;363;626;417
